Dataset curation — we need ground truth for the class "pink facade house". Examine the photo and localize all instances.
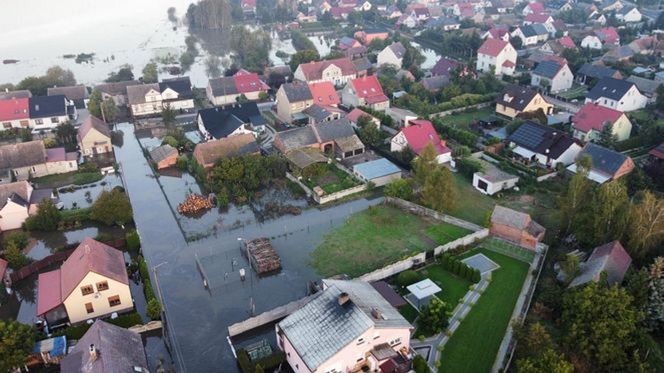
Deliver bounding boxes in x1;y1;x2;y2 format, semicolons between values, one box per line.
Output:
276;279;413;373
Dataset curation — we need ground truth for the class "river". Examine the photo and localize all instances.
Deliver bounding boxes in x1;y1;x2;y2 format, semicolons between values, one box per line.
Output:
0;0;333;88
113;122;382;371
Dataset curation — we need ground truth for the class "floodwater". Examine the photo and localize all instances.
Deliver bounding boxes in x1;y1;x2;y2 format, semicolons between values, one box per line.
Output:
113;122;382;371
54;173;124;209
26;225;126;260
0;1;332;88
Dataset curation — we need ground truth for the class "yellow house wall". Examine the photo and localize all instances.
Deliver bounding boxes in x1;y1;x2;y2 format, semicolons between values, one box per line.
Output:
81;128;111;155
63;271;133;324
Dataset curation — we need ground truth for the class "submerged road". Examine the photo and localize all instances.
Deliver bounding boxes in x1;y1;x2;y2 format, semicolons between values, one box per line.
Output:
113;122;381;372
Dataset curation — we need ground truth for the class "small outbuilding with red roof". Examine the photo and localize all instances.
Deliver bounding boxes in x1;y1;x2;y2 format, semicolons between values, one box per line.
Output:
390;119;451;164
572;103;632;142
37;238;133;325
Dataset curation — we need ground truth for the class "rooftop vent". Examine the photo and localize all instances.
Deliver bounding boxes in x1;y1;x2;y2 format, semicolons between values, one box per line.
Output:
371;307;384;320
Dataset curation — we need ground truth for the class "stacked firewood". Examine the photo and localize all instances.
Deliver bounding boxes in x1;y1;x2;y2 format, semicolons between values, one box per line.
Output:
177;194;213;215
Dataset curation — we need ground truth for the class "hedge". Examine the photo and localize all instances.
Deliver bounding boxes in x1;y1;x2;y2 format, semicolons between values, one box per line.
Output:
126;230;140;254
396;270;424;288
53;311;143;339
136;255;160;320
237;349;286;373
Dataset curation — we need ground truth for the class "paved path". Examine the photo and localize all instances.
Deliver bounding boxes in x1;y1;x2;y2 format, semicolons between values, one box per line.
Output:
411;278;490;369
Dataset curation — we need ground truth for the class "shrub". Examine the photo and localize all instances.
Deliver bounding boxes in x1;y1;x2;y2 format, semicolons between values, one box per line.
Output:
90;188;133;226
456;156;485;179
146;298;162;320
413;355;431;373
4;232;29;249
176;155;189;170
472;269;481;283
126;230;140;253
107;311;143;328
396;270;424;288
3;241;29;269
24;199;61;231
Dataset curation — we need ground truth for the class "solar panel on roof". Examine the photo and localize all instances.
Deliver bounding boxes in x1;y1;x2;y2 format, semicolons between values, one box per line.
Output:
510;123;547;150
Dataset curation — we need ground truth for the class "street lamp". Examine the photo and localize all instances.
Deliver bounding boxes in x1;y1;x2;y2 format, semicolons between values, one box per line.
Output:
152;261;168;306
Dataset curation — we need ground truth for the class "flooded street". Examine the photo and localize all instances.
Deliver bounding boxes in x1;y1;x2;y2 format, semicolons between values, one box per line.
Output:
113;122;381;371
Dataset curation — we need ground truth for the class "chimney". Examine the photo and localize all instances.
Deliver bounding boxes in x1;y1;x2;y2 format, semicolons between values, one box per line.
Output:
89;344;98;362
371;307;383;319
338;292;350;306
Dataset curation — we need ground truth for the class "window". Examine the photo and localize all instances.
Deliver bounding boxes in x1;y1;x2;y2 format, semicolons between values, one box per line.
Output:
35;119;43;125
108;295;121;307
96;281;109;291
50;117;59;124
389;337;401;346
357;338;365;345
85;302;94;314
80;285;94;296
2;122;10;129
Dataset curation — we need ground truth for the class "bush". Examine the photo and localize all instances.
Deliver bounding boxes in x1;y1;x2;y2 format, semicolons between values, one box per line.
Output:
176;155;189;170
146;298;162;320
456;156;485;179
162;136;178;148
396;270;424;288
24;199;61;231
472;269;481;283
90;188;133;226
413;355;431;373
3;232;29;249
107;311;143;328
126;230;140;253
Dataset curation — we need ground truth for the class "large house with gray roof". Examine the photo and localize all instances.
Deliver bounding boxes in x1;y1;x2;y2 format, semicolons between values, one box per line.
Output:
276;82;314;122
530;60;573;93
567;143;634;184
276;279;413;373
585;77;647;112
273;118;365;162
0;141;78;181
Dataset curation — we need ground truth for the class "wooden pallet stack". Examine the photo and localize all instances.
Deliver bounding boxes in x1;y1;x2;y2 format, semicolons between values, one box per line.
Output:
177;194;213;215
243;238;281;274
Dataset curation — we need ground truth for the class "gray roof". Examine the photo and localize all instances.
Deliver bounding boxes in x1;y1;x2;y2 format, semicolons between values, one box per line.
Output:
278;280;411;370
281;82;312;102
491;205;530;229
587;77;638;101
60;320;148;373
477;161;518;183
421;75;449;91
208;76;239;97
47;85;89;101
302;104;344;123
521;24;547;37
626;75;661;95
0;181;31;210
353;158;401;180
577;63;619;80
569;241;632;287
387;42;406;58
0;90;31;100
149;144;178;163
313;118;355;142
275;118;357;152
126;83;160;105
275;127;319;152
0;141;47;170
532;60;564;79
94;81;140;96
352;57;373;72
580;142;629;177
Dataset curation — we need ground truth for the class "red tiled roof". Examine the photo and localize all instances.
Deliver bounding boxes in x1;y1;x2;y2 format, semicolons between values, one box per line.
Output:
0;98;29;121
525;13;551;23
351;75;387;102
502;60;515;67
308;82;340;106
487;27;509;39
596;27;619;44
558;36;576;49
298;57;357;81
233;69;269;94
37;269;62;316
572;103;624;133
648;142;664;160
588;240;632;280
401;120;451;156
46;148;66;162
526;2;544;13
478;38;509;57
59;238;129;301
347;108;377;123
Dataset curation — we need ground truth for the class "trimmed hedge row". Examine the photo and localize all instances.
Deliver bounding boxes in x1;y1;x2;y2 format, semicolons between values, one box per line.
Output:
136;255;161;320
440;254;481;283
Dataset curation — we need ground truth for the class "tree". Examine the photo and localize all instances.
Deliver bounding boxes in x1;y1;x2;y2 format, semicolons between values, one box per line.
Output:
105;64;134;83
421;167;456;213
101;98;118;123
179;52;196;71
356;115;383;148
186;0;233;29
205;55;222;78
0;320;35;372
25;199;61;231
559;155;592;234
289;49;320;71
418;298;450;335
15;66;77;96
3;241;29;269
162;105;177;126
591;181;629;244
396;270;423;288
627;191;664;258
90;188;133;226
412;143;438;186
88;90;103;118
55;122;77;148
559;254;580;283
384;179;414;201
516;323;553;358
517;349;574;373
598;122;618;148
142;62;158;83
646;257;664;333
562;283;644;371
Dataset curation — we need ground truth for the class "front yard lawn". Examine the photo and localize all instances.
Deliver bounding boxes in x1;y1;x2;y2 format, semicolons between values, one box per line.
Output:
301;163;361;195
435;107;495;130
448;173;496;226
311;205;436;277
425;224;472;245
33;170;103;188
438;249;530;373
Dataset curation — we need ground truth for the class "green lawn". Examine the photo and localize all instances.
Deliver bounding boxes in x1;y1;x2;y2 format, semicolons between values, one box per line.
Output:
311;205;436;277
419;264;472;310
32;171;103;188
425;224;473;245
436;107;495;130
448;173;496;226
302;163;362;194
557;85;587;100
398;304;419;324
439;249;530;373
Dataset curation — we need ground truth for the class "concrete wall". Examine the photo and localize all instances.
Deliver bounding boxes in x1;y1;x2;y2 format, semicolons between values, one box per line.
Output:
286;171;368;205
384;197;484;232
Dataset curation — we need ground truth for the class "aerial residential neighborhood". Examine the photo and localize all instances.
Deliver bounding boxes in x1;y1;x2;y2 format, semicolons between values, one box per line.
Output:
0;1;663;373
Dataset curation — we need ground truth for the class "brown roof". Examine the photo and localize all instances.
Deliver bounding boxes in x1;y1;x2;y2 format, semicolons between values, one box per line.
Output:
94;80;141;96
47;85;89;101
0;141;47;170
78;115;111;142
193;134;259;168
60;238;129;300
126;83;160;105
0;181;31;209
297;57;357;81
